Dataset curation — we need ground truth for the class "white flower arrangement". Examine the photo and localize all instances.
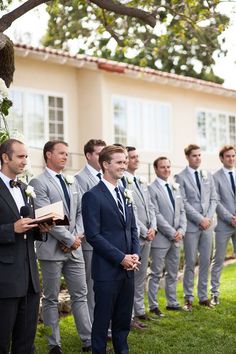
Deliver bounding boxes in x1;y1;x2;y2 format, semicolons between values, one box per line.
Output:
0;78;13;144
124;189;133;204
65;175;74;185
0;78;8;100
200;170;208;180
172;182;180;191
25;185;36;199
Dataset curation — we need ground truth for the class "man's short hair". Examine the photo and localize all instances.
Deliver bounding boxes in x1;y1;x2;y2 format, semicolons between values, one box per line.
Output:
184;144;200;156
126;146;136;153
43;140;68;162
153;156;170;169
219;145;236;158
84;139;106;156
0;139;24;164
99;145;126;172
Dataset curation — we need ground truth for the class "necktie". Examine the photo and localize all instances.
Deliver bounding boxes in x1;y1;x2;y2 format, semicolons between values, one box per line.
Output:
229;171;236;194
56;174;70;211
121;176;127;188
97;172;102;180
115;187;125;219
165;183;175;210
133;176;144;199
9;179;21;188
194;171;201;193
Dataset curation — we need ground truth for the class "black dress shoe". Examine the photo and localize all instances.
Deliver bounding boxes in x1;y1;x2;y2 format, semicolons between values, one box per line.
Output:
150;307;165;317
81;346;92;352
49;346;63;354
166;305;182;311
199;299;214;308
136;313;151;321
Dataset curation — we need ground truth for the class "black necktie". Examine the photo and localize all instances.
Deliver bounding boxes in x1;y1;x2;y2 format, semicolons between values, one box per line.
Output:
97;172;102;180
165;183;175;210
121;176;127;188
115;187;125;219
229;171;236;194
194;171;201;193
134;176;144;199
9;179;21;188
56;174;70;211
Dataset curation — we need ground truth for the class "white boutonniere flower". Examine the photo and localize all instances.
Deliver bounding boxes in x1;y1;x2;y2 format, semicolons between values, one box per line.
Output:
172;182;180;191
65;175;74;185
200;170;208;181
124;189;133;204
126;176;134;185
139;176;146;184
25;185;36;199
0;78;9;100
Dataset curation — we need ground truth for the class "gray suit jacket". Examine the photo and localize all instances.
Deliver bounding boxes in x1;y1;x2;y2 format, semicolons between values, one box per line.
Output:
213;168;236;232
148;179;186;248
30;170;84;260
175;167;217;232
124;176;156;242
75;166;98;194
75;166;100;251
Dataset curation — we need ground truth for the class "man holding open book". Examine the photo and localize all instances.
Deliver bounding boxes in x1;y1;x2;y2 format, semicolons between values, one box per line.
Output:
30;140;92;354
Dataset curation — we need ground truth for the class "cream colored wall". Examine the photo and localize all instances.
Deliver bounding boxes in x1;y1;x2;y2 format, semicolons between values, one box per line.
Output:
13;56;236;179
100;72;236;178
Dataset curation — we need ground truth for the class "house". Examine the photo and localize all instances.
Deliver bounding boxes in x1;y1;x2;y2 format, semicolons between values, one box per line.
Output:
9;43;236;179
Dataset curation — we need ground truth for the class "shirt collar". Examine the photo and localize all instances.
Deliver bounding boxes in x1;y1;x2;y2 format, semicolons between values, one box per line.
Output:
86;163;101;177
156;176;169;187
46;166;62;178
187;166;200;175
0;171;16;187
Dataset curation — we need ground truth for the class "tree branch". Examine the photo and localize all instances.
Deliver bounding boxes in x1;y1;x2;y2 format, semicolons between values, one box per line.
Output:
0;0;47;32
88;0;156;28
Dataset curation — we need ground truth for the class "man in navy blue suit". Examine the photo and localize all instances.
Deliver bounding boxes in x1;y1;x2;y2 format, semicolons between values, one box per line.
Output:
82;145;140;354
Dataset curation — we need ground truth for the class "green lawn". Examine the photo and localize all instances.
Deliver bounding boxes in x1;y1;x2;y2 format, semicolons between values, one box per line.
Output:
35;263;236;354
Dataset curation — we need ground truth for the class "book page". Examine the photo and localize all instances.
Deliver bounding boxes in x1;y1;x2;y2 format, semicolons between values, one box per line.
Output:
35;201;64;219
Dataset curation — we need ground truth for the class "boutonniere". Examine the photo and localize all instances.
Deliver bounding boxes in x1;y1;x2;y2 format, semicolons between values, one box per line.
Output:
200;170;208;181
126;176;134;185
139;176;146;184
65;175;74;185
124;189;133;204
25;185;36;199
172;182;180;191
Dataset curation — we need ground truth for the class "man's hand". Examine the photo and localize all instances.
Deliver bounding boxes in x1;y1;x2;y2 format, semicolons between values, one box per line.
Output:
199;217;211;230
121;254;140;271
71;235;82;250
38;222;55;233
59;243;72;253
231;216;236;228
146;228;156;241
174;230;183;242
14;218;38;233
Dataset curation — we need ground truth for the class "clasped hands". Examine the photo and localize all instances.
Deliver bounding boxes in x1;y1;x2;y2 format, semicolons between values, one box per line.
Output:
121;254;140;271
199;217;212;230
59;235;82;253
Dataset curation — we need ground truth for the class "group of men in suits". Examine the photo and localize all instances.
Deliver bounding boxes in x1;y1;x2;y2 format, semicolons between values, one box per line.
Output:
1;137;235;354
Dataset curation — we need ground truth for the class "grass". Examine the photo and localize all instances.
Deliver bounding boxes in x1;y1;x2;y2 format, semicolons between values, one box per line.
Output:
35;263;236;354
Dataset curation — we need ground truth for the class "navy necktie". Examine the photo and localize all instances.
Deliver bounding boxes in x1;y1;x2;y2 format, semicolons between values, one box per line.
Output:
194;171;201;193
97;172;102;180
165;183;175;210
229;171;236;194
121;176;127;188
115;187;125;219
56;174;70;211
134;176;144;199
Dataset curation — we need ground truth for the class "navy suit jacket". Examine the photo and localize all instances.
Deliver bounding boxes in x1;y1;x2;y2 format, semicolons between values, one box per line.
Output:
0;178;45;298
82;181;140;281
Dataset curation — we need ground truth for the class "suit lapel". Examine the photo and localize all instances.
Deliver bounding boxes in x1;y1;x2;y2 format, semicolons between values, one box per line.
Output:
0;178;20;218
185;168;201;197
85;166;99;186
220;168;235;197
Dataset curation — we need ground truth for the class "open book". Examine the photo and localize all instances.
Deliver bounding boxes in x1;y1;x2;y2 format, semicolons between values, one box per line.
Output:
33;201;69;225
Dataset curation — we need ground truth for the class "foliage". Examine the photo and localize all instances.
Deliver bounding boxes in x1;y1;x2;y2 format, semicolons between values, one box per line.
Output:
35;263;236;353
43;0;230;83
0;77;12;144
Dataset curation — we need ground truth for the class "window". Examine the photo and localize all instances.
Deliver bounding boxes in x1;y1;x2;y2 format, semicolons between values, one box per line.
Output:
197;110;236;153
8;89;65;148
113;96;171;152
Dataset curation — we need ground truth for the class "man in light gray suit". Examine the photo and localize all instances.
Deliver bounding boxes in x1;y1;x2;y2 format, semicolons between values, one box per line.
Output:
75;139;106;323
175;144;217;310
148;157;186;316
30;141;92;354
125;146;157;321
211;145;236;305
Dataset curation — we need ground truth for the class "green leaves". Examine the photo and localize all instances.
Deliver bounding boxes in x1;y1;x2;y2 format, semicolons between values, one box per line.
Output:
0;97;12;116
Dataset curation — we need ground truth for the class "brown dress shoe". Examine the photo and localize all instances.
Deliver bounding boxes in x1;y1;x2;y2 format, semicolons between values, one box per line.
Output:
49;346;63;354
183;301;193;311
136;313;151;321
130;319;148;330
199;299;214;308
